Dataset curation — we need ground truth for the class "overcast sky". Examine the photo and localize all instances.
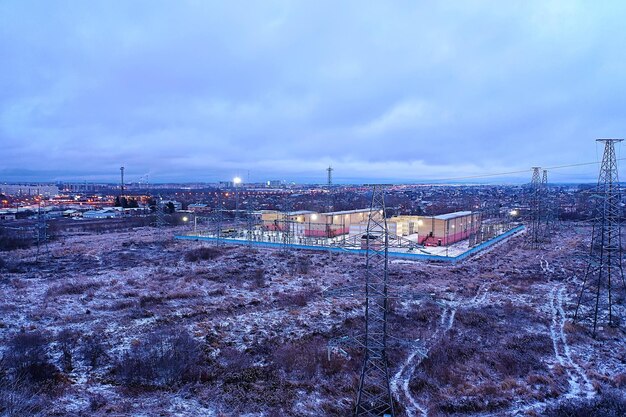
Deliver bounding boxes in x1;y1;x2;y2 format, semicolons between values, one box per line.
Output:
2;1;626;184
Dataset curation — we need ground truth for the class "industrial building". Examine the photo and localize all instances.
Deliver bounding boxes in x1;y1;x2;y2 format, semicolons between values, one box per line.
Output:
260;209;479;246
261;209;373;237
411;211;480;246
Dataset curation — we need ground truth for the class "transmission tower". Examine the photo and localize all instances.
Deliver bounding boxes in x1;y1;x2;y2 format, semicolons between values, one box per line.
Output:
354;185;394;417
246;200;256;247
527;167;543;248
213;191;224;246
281;195;293;252
542;169;554;237
574;139;626;336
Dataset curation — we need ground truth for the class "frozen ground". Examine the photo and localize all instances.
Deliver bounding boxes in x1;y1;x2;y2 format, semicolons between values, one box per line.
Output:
0;224;624;416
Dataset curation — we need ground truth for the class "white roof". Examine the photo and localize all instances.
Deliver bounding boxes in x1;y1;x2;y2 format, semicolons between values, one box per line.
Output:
433;211;473;220
322;208;371;215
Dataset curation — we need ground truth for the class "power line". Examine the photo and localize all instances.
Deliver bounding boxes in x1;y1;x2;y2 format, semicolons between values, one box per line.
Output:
422;158;626;183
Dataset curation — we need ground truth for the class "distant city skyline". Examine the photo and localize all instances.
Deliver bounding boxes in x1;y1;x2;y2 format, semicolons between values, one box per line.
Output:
2;1;626;184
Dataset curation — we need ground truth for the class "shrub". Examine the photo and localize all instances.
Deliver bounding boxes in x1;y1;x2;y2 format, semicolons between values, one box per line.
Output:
46;280;103;297
184;247;223;262
0;377;46;416
250;268;266;288
277;290;315;307
80;334;107;368
0;235;31;251
456;308;492;329
113;327;202;387
57;329;78;373
88;393;107;411
545;390;626;417
139;294;164;307
6;331;59;384
293;256;312;275
421;334;467;386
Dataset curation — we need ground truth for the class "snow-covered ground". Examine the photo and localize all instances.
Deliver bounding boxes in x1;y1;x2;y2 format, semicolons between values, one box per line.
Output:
0;223;624;416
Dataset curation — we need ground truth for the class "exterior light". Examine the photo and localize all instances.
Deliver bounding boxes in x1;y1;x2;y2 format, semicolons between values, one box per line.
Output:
510;209;519;216
233;177;242;185
311;214;318;221
417;220;424;226
182;216;189;222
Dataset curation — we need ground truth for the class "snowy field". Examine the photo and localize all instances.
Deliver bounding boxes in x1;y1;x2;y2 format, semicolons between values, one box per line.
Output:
0;224;624;416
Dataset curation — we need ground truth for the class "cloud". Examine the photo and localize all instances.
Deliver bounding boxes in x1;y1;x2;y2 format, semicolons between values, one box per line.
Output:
1;1;626;183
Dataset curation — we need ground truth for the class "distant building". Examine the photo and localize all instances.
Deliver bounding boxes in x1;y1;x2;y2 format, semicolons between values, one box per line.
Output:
0;212;16;221
63;210;82;218
0;184;59;197
83;209;119;219
160;200;182;211
188;203;209;213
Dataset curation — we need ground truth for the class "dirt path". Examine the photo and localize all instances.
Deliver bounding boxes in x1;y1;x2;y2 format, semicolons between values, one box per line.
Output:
500;283;596;417
391;283;490;416
550;284;594;398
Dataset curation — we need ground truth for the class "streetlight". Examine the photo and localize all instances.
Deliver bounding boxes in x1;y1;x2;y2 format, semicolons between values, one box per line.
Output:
233;177;242;221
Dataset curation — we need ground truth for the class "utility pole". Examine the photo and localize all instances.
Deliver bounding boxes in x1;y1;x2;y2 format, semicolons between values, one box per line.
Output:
327;165;334;213
120;166;125;205
354;185;394;417
574;139;626;337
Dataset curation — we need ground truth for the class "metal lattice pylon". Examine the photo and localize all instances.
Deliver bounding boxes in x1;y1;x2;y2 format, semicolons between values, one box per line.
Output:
354;185;394;417
574;138;626;336
542;169;555;237
281;196;293;252
527;167;543;248
246;200;257;247
327;165;334;212
213;192;224;246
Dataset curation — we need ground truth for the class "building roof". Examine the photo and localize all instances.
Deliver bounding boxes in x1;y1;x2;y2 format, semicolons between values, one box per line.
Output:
433;211;473;220
287;210;315;215
322;208;371;216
